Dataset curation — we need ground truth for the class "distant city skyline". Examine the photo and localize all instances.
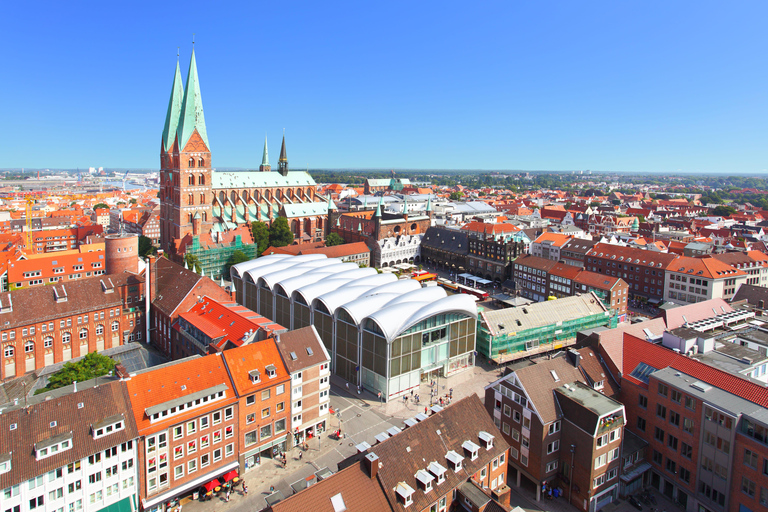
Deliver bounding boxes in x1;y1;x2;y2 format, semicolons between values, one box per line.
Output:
2;1;766;173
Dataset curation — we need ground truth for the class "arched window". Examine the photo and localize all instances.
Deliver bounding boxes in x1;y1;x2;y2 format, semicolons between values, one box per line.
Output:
188;213;194;224
188;158;195;168
79;328;88;340
202;212;207;222
230;191;237;204
24;341;34;353
200;193;205;204
199;174;205;185
3;345;13;358
218;191;226;204
188;194;194;205
111;321;119;332
188;174;195;186
62;332;71;344
198;158;205;167
96;324;104;335
43;337;53;348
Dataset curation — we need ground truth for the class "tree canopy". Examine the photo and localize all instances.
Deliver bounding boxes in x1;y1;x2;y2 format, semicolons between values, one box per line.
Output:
225;250;250;273
251;221;269;256
711;205;737;217
325;233;345;246
138;235;157;258
268;217;294;248
185;254;202;273
35;352;116;395
93;203;109;210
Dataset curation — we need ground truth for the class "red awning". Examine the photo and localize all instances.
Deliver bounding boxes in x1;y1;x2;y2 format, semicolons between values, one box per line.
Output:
202;479;219;492
221;470;239;482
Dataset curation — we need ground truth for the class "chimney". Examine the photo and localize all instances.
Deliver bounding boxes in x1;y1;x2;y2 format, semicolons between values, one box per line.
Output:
115;364;130;379
364;452;380;479
567;348;581;368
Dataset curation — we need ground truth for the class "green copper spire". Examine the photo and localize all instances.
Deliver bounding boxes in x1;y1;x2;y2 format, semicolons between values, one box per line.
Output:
327;195;337;211
177;49;209;151
426;195;433;212
374;196;383;217
262;135;269;166
402;195;408;215
161;60;184;152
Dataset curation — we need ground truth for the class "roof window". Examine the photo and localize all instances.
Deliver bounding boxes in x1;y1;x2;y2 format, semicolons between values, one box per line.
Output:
396;482;415;506
478;431;495;449
462;440;480;461
428;461;447;484
415;469;435;492
445;450;464;471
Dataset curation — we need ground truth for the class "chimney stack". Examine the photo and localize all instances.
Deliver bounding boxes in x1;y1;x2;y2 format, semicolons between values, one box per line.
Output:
115;364;130;379
567;348;581;368
364;452;380;479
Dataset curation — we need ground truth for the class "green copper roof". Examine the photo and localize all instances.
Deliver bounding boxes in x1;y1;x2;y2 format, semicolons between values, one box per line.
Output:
327;195;337;210
177;50;209;151
262;135;270;166
426;196;433;212
161;61;184;152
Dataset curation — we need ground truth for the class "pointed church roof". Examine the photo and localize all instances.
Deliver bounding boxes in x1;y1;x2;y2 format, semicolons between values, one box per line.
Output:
374;196;383;217
161;60;184;152
426;195;433;212
177;49;209;151
327;195;337;211
279;135;288;163
262;135;270;166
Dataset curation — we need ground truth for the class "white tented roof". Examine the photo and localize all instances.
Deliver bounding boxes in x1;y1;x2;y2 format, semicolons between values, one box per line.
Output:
258;258;341;289
273;263;359;297
293;270;382;305
367;294;478;342
230;254;288;278
243;254;327;283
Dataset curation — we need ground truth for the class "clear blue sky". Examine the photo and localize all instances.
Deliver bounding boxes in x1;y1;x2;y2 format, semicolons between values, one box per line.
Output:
2;1;766;173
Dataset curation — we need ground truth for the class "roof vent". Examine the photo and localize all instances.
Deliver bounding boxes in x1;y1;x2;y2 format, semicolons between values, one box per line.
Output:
10;423;17;430
50;421;57;428
306;347;314;356
77;402;84;409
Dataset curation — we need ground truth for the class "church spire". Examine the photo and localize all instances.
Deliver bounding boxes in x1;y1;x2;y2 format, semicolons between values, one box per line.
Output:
161;59;184;152
260;135;271;172
177;48;209;151
278;133;288;176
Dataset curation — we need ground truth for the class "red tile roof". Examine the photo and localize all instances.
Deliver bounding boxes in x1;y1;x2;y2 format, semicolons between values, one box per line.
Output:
622;333;768;407
461;221;521;235
221;339;290;397
666;255;746;279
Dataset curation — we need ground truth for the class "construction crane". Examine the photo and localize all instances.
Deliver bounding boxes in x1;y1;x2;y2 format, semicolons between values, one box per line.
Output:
25;196;34;251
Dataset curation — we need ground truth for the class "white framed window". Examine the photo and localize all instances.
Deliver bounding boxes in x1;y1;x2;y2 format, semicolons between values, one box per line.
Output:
174;464;184;480
187;459;197;474
44;337;53;348
213;448;222;462
546;460;558;473
24;341;34;353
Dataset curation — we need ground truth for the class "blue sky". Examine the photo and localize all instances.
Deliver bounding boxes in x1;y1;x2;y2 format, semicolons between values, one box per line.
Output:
2;1;766;173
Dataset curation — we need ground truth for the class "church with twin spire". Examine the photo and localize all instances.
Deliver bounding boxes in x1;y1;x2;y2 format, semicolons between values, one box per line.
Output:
158;49;331;276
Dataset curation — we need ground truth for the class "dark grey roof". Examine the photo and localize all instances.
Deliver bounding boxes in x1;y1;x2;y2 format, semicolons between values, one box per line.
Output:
733;284;768;307
421;226;468;254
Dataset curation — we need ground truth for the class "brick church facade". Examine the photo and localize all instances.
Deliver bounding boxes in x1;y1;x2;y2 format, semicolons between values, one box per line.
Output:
159;50;329;264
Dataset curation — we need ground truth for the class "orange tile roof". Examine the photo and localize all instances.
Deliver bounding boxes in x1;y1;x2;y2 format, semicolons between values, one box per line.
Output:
124;354;236;433
221;340;290;397
461;221;521;234
532;232;572;247
667;255;747;279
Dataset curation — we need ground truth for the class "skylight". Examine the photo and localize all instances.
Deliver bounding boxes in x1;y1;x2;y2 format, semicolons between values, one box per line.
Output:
629;362;659;384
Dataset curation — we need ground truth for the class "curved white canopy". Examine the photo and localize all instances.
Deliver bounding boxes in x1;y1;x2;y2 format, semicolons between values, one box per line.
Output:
230;254;288;279
243;254;327;283
258;258;341;290
273;262;359;297
366;293;478;342
337;292;408;326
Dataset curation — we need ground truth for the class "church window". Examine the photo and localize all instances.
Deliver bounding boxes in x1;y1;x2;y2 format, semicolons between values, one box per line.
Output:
199;174;205;185
200;194;205;204
202;212;207;222
198;158;205;167
188;214;194;224
188;157;195;168
188;194;194;205
188;175;195;186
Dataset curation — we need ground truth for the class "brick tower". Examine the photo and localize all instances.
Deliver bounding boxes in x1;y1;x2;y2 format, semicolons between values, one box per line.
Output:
159;49;214;256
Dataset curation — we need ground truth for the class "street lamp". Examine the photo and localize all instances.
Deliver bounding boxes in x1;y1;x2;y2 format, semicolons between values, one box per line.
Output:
569;444;576;504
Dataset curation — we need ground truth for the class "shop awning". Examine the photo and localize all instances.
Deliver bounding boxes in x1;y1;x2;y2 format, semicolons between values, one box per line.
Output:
620;461;652;482
96;497;133;512
202;479;219;492
221;470;239;482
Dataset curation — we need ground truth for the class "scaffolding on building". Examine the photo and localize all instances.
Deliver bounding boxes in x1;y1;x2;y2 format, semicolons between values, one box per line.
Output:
185;235;258;280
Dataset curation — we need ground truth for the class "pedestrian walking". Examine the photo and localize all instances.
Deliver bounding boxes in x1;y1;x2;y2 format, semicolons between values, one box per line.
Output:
299;451;303;460
225;490;231;502
242;482;248;496
425;406;428;414
449;388;453;399
410;389;414;397
346;382;349;391
415;394;419;404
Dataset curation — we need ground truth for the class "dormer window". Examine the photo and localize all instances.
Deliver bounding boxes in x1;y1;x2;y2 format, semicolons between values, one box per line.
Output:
478;431;495;450
462;440;481;461
446;450;464;472
0;454;11;475
92;414;125;439
428;461;447;484
395;482;415;507
35;434;73;461
415;469;435;492
266;365;277;378
249;370;261;384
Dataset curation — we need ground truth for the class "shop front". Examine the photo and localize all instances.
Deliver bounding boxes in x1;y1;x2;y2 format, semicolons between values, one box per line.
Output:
291;419;326;446
141;461;239;512
243;435;288;472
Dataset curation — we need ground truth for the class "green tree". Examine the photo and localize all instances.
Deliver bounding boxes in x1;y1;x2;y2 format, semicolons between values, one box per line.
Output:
325;233;345;246
251;221;269;256
225;250;250;273
449;191;463;201
138;235;156;258
712;205;737;217
35;352;116;395
130;198;137;205
268;217;294;248
93;203;109;210
185;254;202;273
